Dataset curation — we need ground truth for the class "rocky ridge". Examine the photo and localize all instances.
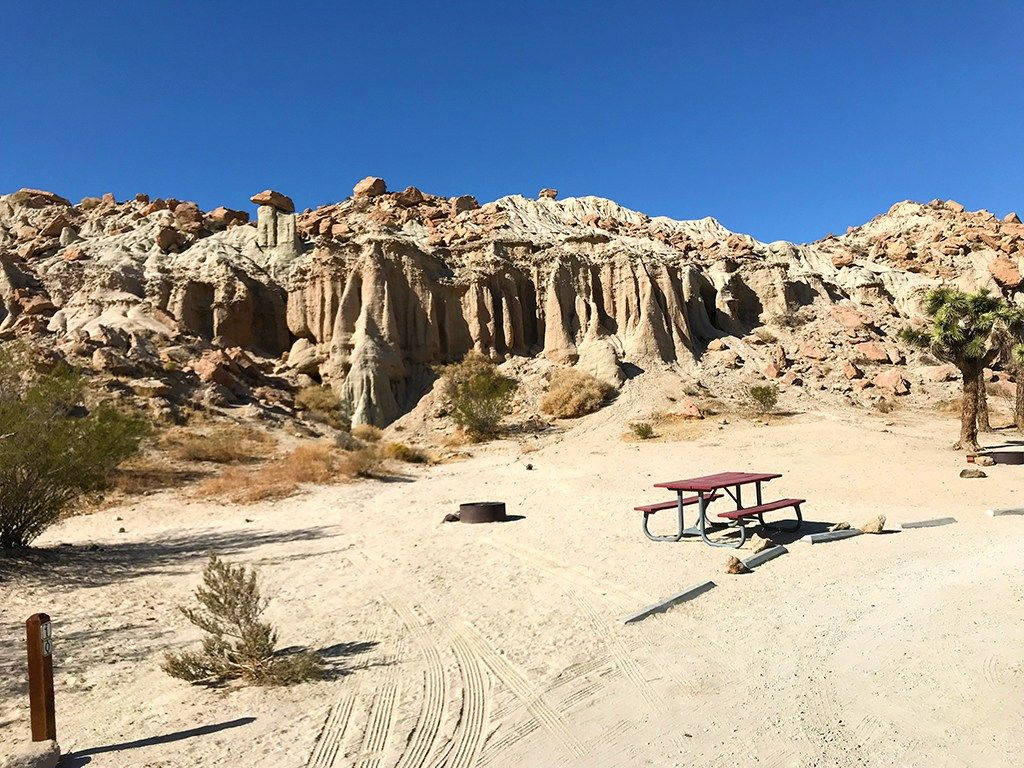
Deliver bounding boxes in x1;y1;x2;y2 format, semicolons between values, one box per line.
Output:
0;179;1020;429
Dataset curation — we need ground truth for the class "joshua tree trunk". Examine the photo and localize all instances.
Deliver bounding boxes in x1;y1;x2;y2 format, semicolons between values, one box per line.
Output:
1016;375;1024;431
956;364;981;451
977;370;992;432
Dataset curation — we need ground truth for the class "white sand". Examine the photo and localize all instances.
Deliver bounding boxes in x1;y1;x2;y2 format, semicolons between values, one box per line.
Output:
2;403;1023;767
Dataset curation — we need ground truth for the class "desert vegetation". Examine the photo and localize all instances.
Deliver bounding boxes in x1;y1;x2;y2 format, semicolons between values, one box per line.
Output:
744;384;779;415
163;555;323;686
160;423;274;464
540;368;614;418
0;346;148;548
440;351;518;440
630;421;655;439
294;385;351;431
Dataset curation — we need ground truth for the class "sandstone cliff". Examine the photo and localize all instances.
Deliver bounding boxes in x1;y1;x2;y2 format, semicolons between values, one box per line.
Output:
0;181;1020;427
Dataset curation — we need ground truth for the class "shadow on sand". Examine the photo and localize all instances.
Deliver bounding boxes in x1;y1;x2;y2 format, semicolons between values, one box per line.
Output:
60;717;257;765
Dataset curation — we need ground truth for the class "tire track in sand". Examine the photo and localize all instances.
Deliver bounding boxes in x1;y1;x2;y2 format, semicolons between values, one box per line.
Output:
357;680;399;768
458;620;586;761
306;687;359;768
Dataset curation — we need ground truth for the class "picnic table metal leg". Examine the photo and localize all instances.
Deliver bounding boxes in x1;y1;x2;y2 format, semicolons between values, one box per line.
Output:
698;492;747;548
756;481;763;506
641;491;687;542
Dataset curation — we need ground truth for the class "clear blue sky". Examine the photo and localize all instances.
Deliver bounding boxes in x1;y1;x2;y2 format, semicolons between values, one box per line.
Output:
2;1;1021;243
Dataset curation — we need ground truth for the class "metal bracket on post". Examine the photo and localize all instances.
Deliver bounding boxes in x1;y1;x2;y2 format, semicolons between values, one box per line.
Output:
26;613;56;742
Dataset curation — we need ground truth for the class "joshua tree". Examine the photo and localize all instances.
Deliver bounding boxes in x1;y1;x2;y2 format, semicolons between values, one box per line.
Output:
900;288;1006;451
1001;306;1024;431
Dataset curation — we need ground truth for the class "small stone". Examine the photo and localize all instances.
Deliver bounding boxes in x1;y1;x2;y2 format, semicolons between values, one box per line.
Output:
725;556;751;575
525;463;533;470
442;513;460;523
960;468;987;479
118;527;126;533
746;532;775;553
859;514;886;534
974;455;995;467
829;521;852;531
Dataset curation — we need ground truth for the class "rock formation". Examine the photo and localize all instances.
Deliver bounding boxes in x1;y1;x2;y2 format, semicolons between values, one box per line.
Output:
0;181;1021;427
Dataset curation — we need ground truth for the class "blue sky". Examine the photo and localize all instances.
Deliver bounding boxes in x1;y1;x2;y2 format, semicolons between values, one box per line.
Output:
1;1;1021;243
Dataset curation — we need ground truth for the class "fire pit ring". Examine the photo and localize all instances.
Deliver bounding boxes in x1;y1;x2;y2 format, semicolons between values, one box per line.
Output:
459;501;507;524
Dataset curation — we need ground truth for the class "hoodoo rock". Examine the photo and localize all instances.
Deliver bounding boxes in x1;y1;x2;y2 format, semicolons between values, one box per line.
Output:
249;189;295;213
2;181;1023;429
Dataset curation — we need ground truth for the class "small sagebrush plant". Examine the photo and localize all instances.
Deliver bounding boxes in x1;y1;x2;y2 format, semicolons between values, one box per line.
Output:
163;555;323;686
440;352;518;440
745;384;779;415
294;385;351;431
630;422;655;439
540;368;614;419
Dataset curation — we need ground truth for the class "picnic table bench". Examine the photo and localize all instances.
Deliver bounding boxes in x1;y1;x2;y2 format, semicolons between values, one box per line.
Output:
635;471;804;548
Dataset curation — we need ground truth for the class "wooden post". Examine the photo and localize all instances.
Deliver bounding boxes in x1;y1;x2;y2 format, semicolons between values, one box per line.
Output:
26;613;56;741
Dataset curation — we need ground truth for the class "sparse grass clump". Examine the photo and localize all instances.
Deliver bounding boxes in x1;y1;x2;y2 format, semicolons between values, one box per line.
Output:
383;442;430;463
162;555;323;686
351;424;383;442
744;384;779;415
161;424;274;464
0;346;148;548
540;368;614;419
340;445;387;477
630;422;655;439
440;352;517;440
294;385;350;431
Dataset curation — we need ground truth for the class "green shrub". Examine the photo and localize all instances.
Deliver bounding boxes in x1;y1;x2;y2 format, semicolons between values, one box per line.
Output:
630;422;655;439
540;368;614;418
440;352;517;440
163;555;323;686
0;346;148;548
745;384;779;415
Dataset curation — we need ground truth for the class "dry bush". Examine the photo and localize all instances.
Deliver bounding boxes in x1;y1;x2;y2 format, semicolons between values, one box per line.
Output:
162;555;323;686
753;327;778;343
105;455;199;496
744;384;779;415
351;424;383;442
383;441;430;464
161;424;274;464
197;443;389;503
294;385;350;430
540;369;614;419
340;445;387;477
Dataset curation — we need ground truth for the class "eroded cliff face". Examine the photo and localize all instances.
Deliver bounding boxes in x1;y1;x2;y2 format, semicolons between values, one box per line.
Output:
0;182;1021;426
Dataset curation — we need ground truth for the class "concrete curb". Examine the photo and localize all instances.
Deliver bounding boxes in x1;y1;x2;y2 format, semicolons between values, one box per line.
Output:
743;545;788;569
986;508;1024;517
801;529;863;544
900;517;957;529
622;580;716;624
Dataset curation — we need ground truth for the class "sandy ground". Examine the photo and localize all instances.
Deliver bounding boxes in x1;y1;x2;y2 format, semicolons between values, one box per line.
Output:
2;391;1024;767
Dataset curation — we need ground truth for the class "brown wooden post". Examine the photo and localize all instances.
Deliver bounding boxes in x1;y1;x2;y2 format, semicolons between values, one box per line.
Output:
26;613;56;741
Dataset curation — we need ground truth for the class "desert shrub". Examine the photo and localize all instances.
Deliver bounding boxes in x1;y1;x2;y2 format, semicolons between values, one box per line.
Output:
440;352;517;440
294;385;350;431
539;368;614;419
197;443;341;503
341;445;387;477
0;347;148;548
161;424;274;463
630;422;655;439
753;327;778;343
383;442;430;463
351;424;383;442
162;555;323;686
874;398;894;413
744;384;779;415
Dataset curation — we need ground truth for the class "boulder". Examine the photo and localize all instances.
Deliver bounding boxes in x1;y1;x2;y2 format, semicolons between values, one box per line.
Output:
945;200;966;214
989;256;1022;289
395;186;425;206
154;226;185;253
798;341;827;360
13;188;71;207
832;305;867;331
921;363;957;382
352;177;387;198
1003;212;1021;224
842;361;863;380
249;189;295;213
92;347;137;375
450;195;479;216
859;514;886;534
873;370;909;395
207;206;249;227
539;188;558;199
959;468;987;478
854;341;889;362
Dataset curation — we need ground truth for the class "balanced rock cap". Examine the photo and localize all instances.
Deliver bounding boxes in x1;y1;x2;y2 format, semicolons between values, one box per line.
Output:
249;189;295;213
353;176;388;198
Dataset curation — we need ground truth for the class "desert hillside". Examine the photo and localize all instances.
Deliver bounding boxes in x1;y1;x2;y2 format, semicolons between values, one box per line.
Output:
2;181;1022;432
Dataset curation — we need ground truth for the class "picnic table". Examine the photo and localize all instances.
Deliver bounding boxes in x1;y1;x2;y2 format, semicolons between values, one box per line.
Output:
634;471;804;548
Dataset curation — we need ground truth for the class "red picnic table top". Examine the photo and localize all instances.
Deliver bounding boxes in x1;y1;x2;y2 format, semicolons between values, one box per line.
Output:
654;471;781;492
